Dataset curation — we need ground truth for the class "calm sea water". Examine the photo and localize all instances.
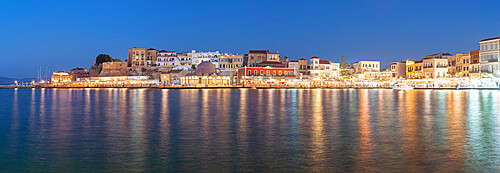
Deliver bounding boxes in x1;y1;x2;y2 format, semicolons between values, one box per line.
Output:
1;88;500;172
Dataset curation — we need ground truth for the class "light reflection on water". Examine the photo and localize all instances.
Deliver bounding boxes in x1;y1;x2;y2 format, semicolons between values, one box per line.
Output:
0;88;500;172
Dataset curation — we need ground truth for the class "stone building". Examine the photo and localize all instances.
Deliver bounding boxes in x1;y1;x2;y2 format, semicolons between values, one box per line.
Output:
99;62;128;76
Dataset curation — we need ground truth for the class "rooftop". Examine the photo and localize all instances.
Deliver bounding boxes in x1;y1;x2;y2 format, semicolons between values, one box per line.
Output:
480;37;500;42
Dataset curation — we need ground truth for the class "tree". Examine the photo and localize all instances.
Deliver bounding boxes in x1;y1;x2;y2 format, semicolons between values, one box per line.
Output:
113;59;122;62
191;65;196;70
95;54;114;66
339;56;352;79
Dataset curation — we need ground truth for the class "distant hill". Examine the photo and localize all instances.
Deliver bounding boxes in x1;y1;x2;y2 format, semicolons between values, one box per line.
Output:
0;77;38;85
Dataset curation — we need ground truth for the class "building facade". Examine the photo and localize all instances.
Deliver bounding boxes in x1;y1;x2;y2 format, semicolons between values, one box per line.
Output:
191;50;220;67
406;60;423;79
351;61;380;74
479;37;500;77
218;54;243;76
128;47;147;67
70;67;89;81
390;62;406;79
455;53;471;78
244;50;281;67
422;53;451;78
51;71;72;83
469;50;481;78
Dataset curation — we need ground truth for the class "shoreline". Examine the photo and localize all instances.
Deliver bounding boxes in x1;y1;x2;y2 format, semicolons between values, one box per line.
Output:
1;85;499;90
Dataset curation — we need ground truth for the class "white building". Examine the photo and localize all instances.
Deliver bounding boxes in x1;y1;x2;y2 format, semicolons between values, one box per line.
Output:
288;60;299;76
177;52;193;71
192;50;220;67
423;53;451;78
479;37;500;77
351;61;380;74
308;56;340;79
156;50;178;68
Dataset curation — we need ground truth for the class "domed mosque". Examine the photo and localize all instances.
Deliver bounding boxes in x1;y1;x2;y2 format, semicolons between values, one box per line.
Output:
195;61;217;74
181;61;231;87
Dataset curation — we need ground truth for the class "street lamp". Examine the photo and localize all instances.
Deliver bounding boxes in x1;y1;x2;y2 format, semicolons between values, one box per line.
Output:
14;80;18;85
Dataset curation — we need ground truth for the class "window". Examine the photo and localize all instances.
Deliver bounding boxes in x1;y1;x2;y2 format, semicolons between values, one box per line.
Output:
273;71;276;75
254;70;257;75
260;70;263;75
248;70;251;75
279;71;282;76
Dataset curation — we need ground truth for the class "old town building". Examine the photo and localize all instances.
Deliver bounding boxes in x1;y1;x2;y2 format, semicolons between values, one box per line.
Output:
128;47;147;67
406;60;423;79
191;50;220;67
469;50;481;78
244;50;282;67
51;71;72;84
455;53;471;78
391;61;406;78
479;37;500;77
70;67;89;81
218;54;243;76
423;53;451;78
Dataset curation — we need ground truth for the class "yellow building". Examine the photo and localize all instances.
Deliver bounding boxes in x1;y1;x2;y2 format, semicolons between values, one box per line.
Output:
406;60;423;79
456;53;471;78
51;71;72;83
128;47;147;67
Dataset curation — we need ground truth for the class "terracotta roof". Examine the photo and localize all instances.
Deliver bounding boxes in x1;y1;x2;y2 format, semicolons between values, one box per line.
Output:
480;37;500;42
148;48;156;50
319;60;330;64
299;58;307;60
310;56;319;59
289;60;298;62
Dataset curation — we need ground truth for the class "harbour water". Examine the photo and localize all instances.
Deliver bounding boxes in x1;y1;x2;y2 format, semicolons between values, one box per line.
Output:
1;88;499;172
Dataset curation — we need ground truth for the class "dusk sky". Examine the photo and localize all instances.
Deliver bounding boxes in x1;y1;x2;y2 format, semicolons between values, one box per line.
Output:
1;0;499;78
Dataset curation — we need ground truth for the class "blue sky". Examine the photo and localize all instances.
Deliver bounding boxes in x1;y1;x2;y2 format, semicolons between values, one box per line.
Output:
0;0;499;78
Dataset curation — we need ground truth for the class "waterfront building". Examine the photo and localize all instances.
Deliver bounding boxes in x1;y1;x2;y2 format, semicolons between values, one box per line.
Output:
99;62;127;76
244;50;281;67
191;50;220;67
180;61;231;87
76;76;158;85
455;53;471;78
218;54;243;76
406;60;423;79
298;58;309;75
351;61;380;73
448;54;457;77
423;53;451;78
128;47;147;67
70;67;89;81
469;50;481;78
308;56;340;79
177;52;193;71
146;48;158;67
237;66;296;85
160;70;187;85
51;71;72;84
288;60;299;76
479;37;500;77
156;50;179;70
390;61;406;79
